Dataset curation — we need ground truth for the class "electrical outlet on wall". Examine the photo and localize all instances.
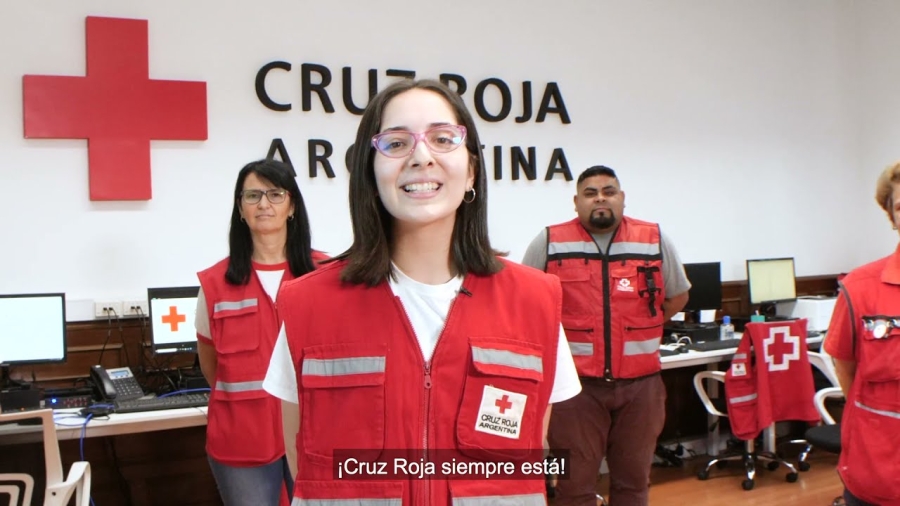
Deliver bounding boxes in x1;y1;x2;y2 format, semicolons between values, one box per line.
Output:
94;301;124;318
123;300;149;317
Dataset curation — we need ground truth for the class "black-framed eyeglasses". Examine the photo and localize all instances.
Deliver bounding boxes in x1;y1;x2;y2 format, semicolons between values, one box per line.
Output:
371;124;467;158
239;189;289;204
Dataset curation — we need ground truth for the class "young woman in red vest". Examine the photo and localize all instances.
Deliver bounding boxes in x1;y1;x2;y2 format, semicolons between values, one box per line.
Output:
264;79;581;505
195;159;325;506
826;161;900;506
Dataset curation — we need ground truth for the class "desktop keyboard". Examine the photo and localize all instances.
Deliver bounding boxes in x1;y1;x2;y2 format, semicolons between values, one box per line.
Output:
687;339;741;352
114;393;209;414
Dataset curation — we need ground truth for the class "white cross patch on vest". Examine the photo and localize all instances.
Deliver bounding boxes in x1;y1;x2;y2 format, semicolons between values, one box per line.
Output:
763;326;800;372
617;278;634;292
475;385;527;440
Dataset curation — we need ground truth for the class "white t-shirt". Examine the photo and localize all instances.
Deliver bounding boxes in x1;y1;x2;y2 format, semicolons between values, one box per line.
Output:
262;266;582;404
195;269;285;339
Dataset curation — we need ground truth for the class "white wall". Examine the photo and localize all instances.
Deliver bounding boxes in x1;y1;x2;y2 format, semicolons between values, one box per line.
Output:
855;0;900;265
0;0;878;320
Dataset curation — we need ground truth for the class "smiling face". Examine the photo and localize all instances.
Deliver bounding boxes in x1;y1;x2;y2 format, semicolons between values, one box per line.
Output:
574;174;625;233
372;88;475;232
239;172;294;236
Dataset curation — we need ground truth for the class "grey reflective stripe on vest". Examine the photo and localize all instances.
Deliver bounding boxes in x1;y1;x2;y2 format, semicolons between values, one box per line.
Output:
548;241;598;255
213;298;258;313
302;357;386;376
623;337;661;356
292;499;401;506
733;353;747;360
216;380;264;392
472;346;542;375
608;241;660;256
730;393;757;404
569;342;594;356
855;400;900;420
452;493;546;506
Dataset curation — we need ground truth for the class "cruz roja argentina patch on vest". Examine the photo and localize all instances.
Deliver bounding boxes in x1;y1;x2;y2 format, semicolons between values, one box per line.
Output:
475;385;527;439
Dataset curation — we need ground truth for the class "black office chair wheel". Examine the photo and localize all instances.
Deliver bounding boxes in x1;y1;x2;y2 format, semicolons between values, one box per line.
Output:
766;461;780;471
798;461;811;472
786;472;799;483
741;479;755;491
697;469;709;480
716;460;729;469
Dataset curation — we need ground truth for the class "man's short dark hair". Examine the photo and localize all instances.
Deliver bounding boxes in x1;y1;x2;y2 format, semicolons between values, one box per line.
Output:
577;165;618;186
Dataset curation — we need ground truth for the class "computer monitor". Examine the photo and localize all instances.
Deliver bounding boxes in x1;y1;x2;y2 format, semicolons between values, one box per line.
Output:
0;293;67;388
682;262;722;312
746;258;797;305
148;286;200;354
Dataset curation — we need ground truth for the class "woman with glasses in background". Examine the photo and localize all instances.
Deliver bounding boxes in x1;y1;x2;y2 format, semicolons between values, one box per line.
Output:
195;159;325;506
264;79;581;505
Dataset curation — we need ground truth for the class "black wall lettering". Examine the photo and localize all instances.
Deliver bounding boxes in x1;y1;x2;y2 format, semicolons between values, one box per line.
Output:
514;81;533;123
474;78;512;122
545;148;573;181
440;73;467;96
308;139;336;178
536;82;571;124
342;68;378;115
511;146;537;181
301;63;335;113
266;138;296;176
386;69;416;80
255;61;292;112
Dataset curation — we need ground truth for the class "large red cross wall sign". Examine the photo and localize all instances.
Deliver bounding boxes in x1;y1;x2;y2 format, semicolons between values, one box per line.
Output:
23;16;208;201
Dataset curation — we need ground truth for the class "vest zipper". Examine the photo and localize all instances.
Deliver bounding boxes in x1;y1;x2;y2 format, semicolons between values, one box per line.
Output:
588;229;618;381
392;277;470;506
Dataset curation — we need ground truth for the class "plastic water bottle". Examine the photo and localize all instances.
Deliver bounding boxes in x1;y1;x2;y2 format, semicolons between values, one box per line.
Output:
720;315;735;340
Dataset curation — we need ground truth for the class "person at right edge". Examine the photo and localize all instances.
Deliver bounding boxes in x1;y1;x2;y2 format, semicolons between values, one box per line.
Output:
522;165;690;506
824;161;900;506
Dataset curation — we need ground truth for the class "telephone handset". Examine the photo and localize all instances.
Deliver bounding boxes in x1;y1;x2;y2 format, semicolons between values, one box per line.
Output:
90;365;145;402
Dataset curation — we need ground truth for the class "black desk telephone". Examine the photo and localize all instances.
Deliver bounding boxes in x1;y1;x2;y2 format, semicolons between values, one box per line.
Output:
89;365;145;402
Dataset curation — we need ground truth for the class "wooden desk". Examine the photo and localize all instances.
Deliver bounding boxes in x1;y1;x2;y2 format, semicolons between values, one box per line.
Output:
0;407;219;506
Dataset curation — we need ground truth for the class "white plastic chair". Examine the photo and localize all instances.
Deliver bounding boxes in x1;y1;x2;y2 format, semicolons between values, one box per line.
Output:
0;409;91;506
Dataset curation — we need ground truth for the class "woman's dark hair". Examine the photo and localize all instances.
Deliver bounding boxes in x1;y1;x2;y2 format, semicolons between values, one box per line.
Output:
332;79;503;286
226;159;315;285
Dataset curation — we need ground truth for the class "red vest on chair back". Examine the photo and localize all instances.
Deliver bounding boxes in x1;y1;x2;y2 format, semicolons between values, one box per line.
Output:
198;253;327;465
545;217;665;379
278;259;561;506
724;319;818;441
834;249;900;505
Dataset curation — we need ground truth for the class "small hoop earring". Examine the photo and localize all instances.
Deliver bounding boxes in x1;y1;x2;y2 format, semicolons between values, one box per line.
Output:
288;214;294;221
240;216;246;223
463;188;476;204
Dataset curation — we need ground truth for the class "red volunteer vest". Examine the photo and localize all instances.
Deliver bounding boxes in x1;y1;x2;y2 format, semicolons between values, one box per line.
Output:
198;252;326;465
545;217;665;379
834;247;900;505
724;320;818;441
278;259;561;506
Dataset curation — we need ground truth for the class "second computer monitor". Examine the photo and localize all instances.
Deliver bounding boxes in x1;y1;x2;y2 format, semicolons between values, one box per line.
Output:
148;286;200;354
682;262;722;312
0;293;67;366
746;258;797;305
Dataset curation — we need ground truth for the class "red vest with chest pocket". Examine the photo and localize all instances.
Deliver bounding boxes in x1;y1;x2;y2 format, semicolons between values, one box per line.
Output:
833;248;900;505
278;259;561;506
545;217;665;379
198;252;326;465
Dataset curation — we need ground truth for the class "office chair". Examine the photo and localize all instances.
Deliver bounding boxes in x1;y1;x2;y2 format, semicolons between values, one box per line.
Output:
0;474;34;506
803;387;844;506
0;409;91;506
693;371;799;490
794;350;840;471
